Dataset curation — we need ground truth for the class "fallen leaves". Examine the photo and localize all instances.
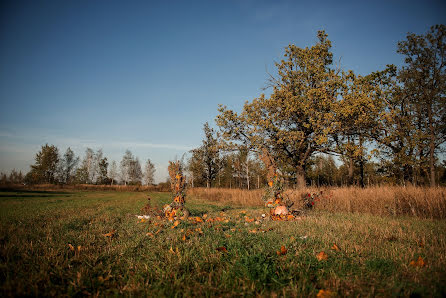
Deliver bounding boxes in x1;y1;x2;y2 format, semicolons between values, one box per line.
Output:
316;251;328;261
68;244;82;254
216;246;227;252
409;256;426;267
194;217;204;223
171;220;180;229
317;289;334;297
331;243;341;251
270;214;296;221
244;216;255;223
103;230;116;239
276;245;287;256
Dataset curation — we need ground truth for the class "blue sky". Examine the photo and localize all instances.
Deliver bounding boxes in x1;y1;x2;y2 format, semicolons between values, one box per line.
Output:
1;0;445;182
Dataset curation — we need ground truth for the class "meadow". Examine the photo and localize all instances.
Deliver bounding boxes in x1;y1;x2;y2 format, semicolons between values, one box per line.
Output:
0;188;445;296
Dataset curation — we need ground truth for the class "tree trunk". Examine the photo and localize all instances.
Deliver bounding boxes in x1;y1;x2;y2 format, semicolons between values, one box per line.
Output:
359;135;365;188
348;158;354;185
296;166;306;189
427;103;436;187
359;158;365;188
246;163;250;190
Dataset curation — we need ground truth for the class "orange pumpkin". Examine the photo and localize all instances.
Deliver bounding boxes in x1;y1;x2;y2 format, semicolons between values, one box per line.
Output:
274;206;289;215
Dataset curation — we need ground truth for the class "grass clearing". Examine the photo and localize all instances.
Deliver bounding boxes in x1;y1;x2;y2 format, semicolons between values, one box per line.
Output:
1;189;445;296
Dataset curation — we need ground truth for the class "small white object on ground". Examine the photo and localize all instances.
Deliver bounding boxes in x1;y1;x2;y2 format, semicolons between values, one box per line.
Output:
136;215;151;219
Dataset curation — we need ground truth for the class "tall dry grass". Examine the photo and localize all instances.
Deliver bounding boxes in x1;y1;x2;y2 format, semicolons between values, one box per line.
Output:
188;186;446;219
188;187;264;207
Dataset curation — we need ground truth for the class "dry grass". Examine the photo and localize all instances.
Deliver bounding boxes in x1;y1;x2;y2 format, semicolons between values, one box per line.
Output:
188;187;264;207
188;186;446;219
1;190;445;296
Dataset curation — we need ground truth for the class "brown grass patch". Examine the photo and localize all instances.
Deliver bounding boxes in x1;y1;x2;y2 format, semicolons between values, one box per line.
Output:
188;186;446;219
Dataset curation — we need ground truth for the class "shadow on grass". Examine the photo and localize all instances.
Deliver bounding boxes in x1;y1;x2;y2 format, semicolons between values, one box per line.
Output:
0;188;74;197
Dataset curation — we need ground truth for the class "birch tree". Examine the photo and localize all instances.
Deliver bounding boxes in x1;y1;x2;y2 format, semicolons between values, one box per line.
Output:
143;159;156;185
108;160;118;185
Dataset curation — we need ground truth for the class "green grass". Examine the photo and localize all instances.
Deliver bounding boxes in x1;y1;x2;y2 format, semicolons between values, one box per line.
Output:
0;190;445;297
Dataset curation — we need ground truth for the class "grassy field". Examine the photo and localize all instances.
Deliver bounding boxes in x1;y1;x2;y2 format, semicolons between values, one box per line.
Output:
1;189;445;297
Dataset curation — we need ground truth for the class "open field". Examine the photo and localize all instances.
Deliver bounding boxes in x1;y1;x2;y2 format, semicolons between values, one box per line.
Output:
1;189;445;296
189;186;446;219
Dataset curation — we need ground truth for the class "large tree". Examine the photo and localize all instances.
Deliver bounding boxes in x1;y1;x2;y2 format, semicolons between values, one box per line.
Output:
58;147;79;184
143;159;156;186
334;71;383;186
97;156;109;185
366;66;424;184
28;144;60;184
108;160;118;185
397;24;446;186
217;31;340;188
120;150;133;185
190;122;222;188
120;150;142;185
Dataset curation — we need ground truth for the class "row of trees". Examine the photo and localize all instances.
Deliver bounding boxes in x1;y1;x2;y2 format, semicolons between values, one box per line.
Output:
213;25;445;187
186;122;446;188
187;123;268;189
18;144;156;185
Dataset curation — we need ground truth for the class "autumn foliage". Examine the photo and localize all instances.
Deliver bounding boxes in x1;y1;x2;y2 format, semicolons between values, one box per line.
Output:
163;161;189;220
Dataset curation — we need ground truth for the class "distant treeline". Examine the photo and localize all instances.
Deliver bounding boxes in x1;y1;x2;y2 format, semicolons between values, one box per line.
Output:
187;123;446;188
1;145;157;187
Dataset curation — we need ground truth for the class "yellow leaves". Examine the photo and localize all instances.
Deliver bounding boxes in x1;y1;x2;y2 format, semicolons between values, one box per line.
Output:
68;243;82;254
171;220;180;229
410;256;426;268
103;229;116;239
244;216;254;223
169;246;179;255
316;251;328;261
268;181;273;187
216;246;227;253
194;216;204;223
276;245;287;256
331;243;341;251
317;289;334;298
